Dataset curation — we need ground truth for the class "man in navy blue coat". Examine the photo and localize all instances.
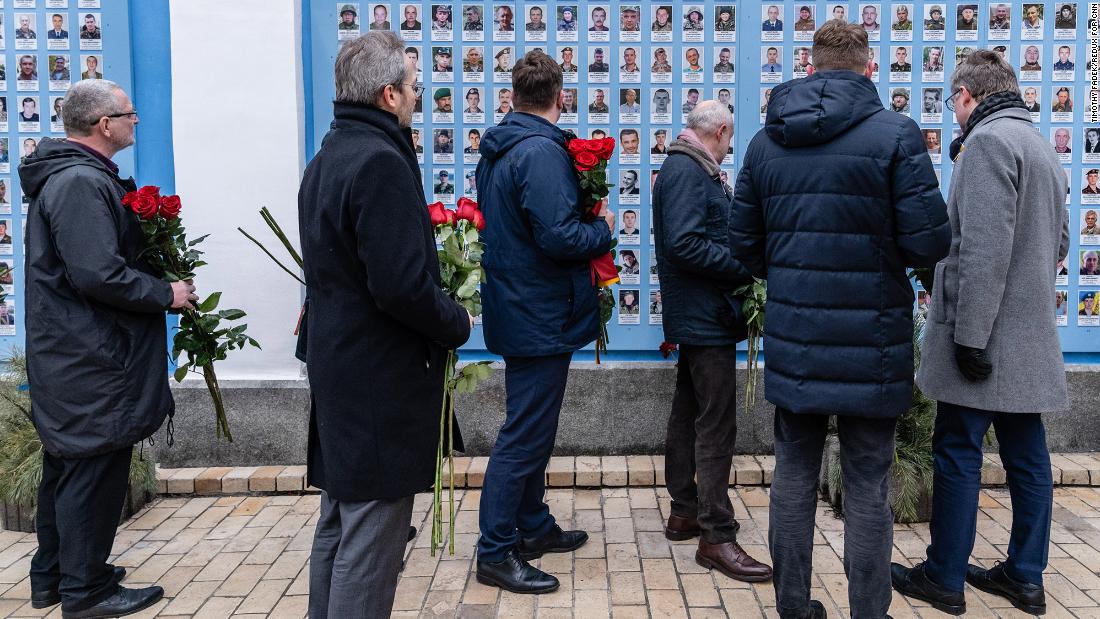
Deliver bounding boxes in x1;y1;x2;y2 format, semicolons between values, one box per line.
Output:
729;20;949;619
474;50;615;594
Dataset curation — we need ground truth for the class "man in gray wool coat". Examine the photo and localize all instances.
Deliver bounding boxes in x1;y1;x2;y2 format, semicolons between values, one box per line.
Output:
891;50;1069;616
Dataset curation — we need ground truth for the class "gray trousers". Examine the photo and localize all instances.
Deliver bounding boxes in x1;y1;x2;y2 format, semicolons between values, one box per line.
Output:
769;408;897;619
309;491;415;619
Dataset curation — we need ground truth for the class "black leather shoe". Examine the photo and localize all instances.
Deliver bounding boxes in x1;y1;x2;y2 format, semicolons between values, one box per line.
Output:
966;562;1046;615
477;548;559;594
32;566;126;609
808;600;826;618
891;562;965;615
61;585;163;619
517;524;588;560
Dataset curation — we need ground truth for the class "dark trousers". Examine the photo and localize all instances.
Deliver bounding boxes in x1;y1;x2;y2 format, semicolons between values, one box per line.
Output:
30;446;131;612
665;344;739;544
477;352;572;563
309;491;415;618
770;408;897;619
924;402;1052;592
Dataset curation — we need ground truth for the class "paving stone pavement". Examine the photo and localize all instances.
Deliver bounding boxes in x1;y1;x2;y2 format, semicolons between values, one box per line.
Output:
3;487;1100;617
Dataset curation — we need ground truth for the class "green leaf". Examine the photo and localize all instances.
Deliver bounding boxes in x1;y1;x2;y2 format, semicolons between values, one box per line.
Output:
218;309;247;321
188;234;211;247
173;364;189;382
455;270;481;299
198;292;222;313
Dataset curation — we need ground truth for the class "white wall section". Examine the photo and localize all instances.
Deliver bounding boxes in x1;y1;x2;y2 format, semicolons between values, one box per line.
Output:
170;0;306;380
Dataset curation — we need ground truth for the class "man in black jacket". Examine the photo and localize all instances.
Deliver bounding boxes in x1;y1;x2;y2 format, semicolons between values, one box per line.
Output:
21;80;196;618
653;100;772;584
298;32;473;618
730;20;949;619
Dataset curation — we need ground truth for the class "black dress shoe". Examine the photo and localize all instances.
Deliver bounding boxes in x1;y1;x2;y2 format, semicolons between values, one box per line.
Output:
32;566;127;609
476;548;560;594
517;524;588;560
808;599;826;618
966;562;1046;615
891;562;965;615
61;585;163;619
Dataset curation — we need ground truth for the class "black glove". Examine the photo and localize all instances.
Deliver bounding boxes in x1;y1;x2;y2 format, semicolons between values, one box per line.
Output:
955;344;992;382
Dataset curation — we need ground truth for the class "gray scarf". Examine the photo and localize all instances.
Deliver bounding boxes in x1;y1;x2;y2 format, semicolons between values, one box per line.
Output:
667;130;721;178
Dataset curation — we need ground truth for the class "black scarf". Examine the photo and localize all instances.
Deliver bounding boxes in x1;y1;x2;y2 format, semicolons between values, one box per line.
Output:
949;91;1029;161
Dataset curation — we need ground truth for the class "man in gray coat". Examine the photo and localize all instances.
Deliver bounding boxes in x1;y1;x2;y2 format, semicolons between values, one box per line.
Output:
891;50;1069;616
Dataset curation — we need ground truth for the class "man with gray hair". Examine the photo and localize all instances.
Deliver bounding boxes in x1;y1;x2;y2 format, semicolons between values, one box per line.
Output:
21;79;196;616
892;49;1069;617
298;31;472;617
652;100;772;584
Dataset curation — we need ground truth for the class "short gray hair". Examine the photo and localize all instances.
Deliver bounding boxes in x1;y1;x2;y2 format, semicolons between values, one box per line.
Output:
334;31;408;104
62;79;125;136
686;100;733;134
950;49;1019;102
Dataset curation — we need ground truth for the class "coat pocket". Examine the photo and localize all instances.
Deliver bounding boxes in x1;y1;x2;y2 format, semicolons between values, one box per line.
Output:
930;262;949;324
705;197;731;241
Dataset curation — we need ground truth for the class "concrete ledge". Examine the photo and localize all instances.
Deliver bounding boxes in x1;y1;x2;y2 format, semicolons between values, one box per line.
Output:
155;451;1100;495
159;365;1100;468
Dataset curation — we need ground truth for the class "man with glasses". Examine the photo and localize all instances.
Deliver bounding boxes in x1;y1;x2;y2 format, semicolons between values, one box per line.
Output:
893;49;1068;617
298;31;472;617
21;79;194;618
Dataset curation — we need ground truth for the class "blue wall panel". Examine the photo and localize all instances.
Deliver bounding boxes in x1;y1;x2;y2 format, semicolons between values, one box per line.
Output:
311;1;1100;361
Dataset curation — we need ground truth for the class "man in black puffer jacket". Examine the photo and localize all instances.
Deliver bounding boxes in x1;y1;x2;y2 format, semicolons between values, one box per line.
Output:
729;20;950;619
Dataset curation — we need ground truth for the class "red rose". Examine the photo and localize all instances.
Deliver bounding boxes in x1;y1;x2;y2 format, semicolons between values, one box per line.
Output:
129;194;159;220
582;139;606;154
566;139;588;159
159;195;182;220
455;197;479;224
659;341;679;359
598;137;617;159
427;201;451;227
443;208;458;226
137;185;162;202
573;151;600;171
471;210;486;231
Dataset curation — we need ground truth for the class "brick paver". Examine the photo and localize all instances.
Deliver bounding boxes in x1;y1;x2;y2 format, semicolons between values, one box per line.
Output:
2;487;1100;617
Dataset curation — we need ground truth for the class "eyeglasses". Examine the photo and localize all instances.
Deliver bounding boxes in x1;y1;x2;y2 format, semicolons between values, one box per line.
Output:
944;89;962;111
106;110;138;119
403;82;425;97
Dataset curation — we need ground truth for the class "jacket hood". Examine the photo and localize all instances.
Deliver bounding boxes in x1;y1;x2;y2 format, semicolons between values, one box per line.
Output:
479;111;566;161
18;138;119;201
765;71;883;147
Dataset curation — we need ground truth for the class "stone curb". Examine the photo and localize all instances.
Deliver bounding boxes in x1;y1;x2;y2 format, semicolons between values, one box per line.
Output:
154;452;1100;495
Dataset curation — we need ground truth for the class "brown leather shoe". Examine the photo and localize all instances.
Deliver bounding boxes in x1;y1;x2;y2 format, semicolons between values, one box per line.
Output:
664;514;702;541
696;540;773;583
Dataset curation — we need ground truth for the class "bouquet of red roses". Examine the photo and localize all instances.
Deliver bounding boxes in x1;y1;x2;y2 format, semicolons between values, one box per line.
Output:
124;186;259;442
565;136;619;363
427;197;492;555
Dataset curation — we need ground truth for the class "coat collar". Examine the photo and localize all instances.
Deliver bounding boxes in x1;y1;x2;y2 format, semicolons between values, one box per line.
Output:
332;102;418;163
970;106;1033;133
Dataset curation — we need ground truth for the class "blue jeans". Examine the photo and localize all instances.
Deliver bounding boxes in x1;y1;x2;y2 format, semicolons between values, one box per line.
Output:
477;353;572;562
924;401;1053;592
